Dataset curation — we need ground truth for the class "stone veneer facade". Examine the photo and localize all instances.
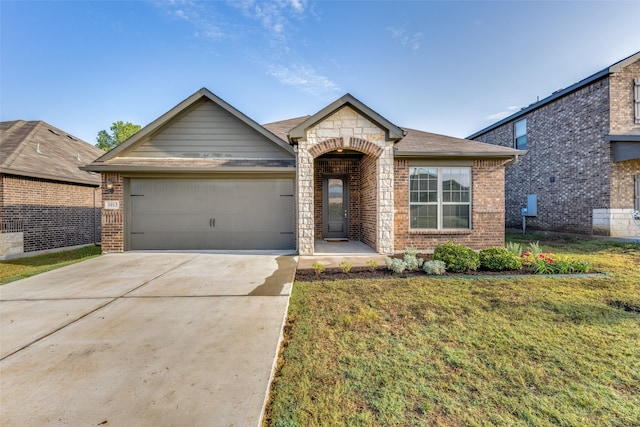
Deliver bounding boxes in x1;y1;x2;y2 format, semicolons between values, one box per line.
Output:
472;57;640;237
296;106;395;255
0;174;101;258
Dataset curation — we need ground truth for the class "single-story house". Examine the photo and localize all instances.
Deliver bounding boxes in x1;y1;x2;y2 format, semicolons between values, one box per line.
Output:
0;120;104;259
83;89;523;255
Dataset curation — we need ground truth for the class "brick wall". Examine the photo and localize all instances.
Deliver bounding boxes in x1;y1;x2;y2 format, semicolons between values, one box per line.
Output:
0;174;101;253
473;78;612;234
610;58;640;133
360;154;377;249
610;159;640;209
393;160;505;251
100;172;124;252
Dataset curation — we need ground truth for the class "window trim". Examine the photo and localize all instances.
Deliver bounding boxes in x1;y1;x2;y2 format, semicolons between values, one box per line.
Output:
514;118;527;150
634;78;640;125
409;167;472;231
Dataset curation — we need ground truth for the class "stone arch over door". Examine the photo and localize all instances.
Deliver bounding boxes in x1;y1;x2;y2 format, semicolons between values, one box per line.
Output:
297;135;394;255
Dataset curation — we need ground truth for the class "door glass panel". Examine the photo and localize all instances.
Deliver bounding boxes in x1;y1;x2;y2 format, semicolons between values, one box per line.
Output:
328;178;343;223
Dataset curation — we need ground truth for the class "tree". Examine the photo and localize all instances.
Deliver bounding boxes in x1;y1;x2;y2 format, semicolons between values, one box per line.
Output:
96;121;141;151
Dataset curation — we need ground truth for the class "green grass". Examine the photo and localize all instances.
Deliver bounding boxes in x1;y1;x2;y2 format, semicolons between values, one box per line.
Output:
266;236;640;426
0;245;102;285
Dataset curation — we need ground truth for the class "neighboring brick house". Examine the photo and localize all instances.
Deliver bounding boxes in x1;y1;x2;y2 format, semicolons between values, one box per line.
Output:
0;121;103;259
83;88;522;255
469;51;640;238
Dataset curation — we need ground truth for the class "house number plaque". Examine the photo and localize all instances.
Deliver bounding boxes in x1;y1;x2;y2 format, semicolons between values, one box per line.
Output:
104;201;120;210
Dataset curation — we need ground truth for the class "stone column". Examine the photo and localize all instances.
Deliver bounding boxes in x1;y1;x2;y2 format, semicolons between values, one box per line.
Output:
377;142;395;254
296;142;315;255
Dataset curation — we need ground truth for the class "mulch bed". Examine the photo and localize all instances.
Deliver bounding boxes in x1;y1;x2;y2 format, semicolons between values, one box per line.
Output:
295;266;533;282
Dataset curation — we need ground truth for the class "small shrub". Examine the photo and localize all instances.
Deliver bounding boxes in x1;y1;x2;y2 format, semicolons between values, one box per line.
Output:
312;262;325;276
403;247;424;272
385;257;407;274
479;247;523;271
366;259;378;271
339;260;352;274
505;241;523;256
423;260;446;275
432;241;480;273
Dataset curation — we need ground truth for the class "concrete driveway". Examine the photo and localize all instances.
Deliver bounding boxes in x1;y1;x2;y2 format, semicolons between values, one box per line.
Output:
0;251;296;426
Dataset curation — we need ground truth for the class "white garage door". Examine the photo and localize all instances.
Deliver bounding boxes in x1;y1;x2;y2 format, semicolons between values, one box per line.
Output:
129;178;295;250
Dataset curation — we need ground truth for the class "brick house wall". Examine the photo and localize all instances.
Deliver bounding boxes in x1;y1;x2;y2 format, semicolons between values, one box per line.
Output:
609;59;640;213
360;153;377;249
473;78;612;234
394;160;505;251
100;172;124;252
0;174;101;255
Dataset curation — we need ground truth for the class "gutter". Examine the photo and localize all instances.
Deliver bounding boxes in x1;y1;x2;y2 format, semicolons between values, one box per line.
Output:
80;165;296;174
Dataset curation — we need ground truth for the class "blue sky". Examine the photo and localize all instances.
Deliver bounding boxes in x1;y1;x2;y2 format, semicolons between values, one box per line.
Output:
1;0;639;145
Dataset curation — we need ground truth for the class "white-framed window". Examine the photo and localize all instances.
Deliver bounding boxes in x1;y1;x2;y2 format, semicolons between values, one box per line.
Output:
634;78;640;125
514;118;527;150
409;167;471;230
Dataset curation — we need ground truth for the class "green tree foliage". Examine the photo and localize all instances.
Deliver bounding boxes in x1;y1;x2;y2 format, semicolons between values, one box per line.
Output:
96;121;141;151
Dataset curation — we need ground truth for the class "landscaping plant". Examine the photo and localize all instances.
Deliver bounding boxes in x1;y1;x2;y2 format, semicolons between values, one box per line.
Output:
311;262;325;276
432;241;480;272
339;260;353;274
384;257;407;274
479;246;522;271
422;260;446;275
403;247;424;272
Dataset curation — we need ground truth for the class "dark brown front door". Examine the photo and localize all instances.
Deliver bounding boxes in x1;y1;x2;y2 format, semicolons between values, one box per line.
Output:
323;176;348;239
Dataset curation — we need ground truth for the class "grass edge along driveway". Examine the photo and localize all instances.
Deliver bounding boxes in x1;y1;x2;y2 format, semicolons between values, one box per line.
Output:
266;236;640;426
0;245;102;285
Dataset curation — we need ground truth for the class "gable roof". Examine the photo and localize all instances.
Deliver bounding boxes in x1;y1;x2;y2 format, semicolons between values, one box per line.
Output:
93;88;295;163
287;93;406;142
468;51;640;139
0;120;103;186
265;117;523;159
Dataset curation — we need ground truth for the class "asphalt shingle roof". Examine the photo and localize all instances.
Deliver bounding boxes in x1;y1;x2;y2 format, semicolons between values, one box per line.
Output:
0;120;104;186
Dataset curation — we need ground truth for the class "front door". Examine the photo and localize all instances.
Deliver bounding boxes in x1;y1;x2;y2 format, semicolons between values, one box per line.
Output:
323;176;349;239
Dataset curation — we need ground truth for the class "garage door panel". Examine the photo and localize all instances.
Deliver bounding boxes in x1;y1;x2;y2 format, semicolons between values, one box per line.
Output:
129;178;294;250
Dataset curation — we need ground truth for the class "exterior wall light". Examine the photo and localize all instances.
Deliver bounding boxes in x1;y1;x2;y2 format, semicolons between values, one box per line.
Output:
106;180;114;193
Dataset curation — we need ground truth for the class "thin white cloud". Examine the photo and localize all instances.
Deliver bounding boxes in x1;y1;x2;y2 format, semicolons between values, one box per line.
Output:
387;24;423;51
154;0;339;99
267;63;341;98
485;106;520;121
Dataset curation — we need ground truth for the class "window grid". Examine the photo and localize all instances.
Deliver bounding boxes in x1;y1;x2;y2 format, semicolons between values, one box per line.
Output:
410;167;471;230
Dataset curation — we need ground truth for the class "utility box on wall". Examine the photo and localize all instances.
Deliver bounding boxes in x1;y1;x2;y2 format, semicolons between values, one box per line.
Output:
521;194;537;217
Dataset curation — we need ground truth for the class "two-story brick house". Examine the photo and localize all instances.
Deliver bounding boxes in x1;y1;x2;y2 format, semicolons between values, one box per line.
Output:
469;51;640;238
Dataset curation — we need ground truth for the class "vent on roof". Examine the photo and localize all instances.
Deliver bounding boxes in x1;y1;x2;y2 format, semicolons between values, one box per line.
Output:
67;134;77;141
77;153;81;161
48;129;60;136
36;143;43;154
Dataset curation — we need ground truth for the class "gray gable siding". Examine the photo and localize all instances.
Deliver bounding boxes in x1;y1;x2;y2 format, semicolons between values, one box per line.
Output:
127;99;292;159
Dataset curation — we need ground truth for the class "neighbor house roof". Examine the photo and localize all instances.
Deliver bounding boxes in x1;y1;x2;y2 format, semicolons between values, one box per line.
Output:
468;50;640;139
0;120;103;186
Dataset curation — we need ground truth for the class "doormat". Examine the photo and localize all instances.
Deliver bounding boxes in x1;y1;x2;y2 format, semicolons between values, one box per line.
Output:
324;238;349;242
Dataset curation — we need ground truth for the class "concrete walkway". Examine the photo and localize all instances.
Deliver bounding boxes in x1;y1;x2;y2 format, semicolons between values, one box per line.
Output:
0;252;296;426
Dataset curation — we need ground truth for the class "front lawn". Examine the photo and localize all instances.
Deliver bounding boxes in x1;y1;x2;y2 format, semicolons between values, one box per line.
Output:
0;245;102;285
266;235;640;426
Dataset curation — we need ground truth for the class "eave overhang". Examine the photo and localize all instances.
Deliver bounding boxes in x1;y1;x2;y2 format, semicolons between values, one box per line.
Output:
0;167;100;187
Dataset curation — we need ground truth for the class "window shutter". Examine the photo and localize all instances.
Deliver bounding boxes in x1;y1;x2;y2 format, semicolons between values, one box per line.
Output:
635;79;640;125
